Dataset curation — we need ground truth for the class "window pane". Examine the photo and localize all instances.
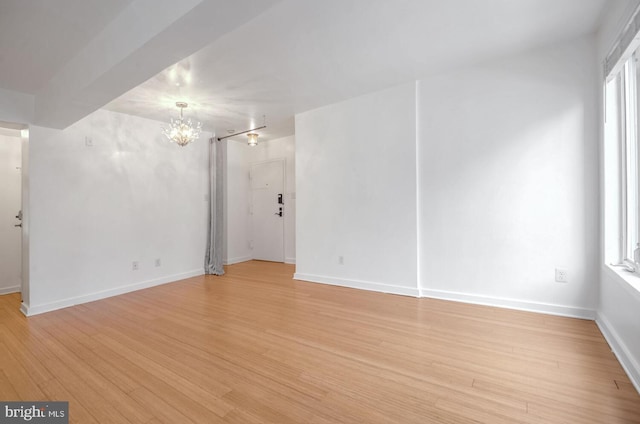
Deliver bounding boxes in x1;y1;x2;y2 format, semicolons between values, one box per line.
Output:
626;55;640;263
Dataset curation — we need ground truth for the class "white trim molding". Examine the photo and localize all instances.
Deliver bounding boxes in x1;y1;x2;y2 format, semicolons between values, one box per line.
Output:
224;255;252;265
284;257;296;265
597;312;640;393
421;288;596;320
0;286;21;295
293;273;420;297
21;269;204;316
292;273;595;319
604;265;640;301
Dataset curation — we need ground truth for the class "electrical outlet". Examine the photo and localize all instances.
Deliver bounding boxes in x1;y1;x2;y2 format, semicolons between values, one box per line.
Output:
555;268;568;283
132;261;139;271
155;258;161;267
338;256;344;265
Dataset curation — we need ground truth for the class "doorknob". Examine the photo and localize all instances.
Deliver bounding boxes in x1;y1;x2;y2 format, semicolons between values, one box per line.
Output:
274;207;283;217
14;223;22;228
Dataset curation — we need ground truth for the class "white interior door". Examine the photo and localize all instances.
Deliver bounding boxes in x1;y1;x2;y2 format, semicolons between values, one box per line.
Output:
251;159;285;262
0;134;22;295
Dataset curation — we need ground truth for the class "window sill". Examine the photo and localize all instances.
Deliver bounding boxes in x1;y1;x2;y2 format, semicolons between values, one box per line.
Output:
604;263;640;302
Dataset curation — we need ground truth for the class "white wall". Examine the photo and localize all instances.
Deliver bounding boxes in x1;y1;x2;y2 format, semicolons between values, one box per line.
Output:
0;134;23;294
26;109;210;315
294;38;599;311
597;0;640;392
295;83;418;295
225;140;252;264
225;135;296;264
418;36;599;318
599;270;640;390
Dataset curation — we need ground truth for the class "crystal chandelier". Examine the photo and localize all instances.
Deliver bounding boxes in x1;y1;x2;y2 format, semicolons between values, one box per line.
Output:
162;102;202;146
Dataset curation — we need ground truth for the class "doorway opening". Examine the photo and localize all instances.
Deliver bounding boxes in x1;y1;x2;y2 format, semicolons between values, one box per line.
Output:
0;123;27;301
251;159;285;262
224;135;295;267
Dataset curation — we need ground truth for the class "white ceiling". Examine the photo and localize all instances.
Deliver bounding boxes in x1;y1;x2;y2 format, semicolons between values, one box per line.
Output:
0;0;133;94
0;0;614;140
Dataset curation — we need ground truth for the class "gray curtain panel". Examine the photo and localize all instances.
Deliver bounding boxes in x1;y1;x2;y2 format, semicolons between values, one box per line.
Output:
204;137;225;275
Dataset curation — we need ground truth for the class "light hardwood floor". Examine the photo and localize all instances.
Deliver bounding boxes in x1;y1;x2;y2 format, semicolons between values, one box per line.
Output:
0;260;639;423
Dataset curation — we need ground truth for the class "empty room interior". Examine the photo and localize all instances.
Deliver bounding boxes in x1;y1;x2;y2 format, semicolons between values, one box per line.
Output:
1;0;640;422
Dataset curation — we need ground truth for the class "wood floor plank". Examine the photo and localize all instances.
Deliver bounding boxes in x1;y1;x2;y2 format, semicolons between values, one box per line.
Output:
38;377;100;424
129;387;198;424
36;323;153;423
0;323;55;385
27;332;134;423
0;260;638;423
0;342;48;400
0;369;19;400
472;377;640;422
91;333;234;421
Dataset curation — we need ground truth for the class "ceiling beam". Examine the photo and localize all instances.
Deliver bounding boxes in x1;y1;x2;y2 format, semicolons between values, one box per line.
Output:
33;0;280;129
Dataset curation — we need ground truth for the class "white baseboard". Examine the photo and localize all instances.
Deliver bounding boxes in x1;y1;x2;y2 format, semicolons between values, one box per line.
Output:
290;274;592;319
0;285;20;295
21;269;204;317
596;312;640;394
421;288;595;319
224;255;252;265
293;273;420;297
285;257;296;265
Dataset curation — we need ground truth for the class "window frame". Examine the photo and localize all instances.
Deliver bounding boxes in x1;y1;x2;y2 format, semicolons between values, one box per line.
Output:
613;55;640;272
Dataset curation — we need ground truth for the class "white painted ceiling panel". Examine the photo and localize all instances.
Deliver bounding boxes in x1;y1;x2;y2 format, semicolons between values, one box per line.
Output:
0;0;615;136
0;0;133;93
105;0;611;141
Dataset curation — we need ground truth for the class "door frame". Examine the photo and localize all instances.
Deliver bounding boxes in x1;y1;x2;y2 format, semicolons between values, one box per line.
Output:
20;128;29;309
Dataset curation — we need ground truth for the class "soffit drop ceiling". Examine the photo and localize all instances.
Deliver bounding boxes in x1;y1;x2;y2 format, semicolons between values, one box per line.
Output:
105;0;612;141
0;0;134;94
0;0;614;134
